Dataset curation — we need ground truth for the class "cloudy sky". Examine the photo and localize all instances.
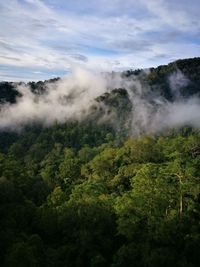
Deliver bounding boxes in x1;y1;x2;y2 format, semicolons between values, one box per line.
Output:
0;0;200;81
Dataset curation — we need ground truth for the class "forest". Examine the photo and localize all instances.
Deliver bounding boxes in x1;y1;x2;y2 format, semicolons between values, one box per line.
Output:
0;58;200;267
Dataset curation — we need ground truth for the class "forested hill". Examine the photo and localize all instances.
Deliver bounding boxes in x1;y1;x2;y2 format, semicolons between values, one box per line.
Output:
1;57;200;104
0;58;200;267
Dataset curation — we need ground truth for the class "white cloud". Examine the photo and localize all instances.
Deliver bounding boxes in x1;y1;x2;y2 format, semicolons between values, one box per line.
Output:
139;0;200;32
0;0;199;81
1;66;200;135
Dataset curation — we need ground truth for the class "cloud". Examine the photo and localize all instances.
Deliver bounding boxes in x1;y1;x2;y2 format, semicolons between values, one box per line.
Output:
0;0;200;80
168;69;190;98
0;67;108;129
164;98;200;129
1;66;200;136
139;0;200;32
69;54;88;62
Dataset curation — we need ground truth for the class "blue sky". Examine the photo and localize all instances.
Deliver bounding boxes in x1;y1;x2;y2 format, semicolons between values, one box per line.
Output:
0;0;200;81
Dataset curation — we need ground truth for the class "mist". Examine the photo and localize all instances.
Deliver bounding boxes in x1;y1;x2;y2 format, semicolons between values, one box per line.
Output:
127;69;200;134
0;67;108;130
0;66;200;134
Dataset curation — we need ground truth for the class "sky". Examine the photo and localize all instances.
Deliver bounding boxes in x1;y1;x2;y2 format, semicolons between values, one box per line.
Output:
0;0;200;81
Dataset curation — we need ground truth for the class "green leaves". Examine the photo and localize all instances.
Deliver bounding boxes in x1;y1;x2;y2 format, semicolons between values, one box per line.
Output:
0;122;200;266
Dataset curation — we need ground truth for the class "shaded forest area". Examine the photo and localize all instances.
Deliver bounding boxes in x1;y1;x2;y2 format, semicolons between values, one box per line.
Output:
0;58;200;267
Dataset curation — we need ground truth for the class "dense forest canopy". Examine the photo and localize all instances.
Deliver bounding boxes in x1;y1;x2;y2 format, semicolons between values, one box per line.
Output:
0;58;200;267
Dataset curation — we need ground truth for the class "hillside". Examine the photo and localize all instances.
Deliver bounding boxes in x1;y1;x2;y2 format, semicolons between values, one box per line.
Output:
2;57;200;103
0;58;200;267
1;58;200;135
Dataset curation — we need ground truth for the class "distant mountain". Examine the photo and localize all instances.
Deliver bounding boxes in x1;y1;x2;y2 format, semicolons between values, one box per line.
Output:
1;57;200;104
1;57;200;136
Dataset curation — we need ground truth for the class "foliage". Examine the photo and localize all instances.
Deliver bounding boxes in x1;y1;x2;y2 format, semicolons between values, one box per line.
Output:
0;58;200;266
0;124;200;266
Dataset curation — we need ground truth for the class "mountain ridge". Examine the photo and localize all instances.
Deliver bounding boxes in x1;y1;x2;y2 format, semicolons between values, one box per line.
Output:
1;57;200;104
